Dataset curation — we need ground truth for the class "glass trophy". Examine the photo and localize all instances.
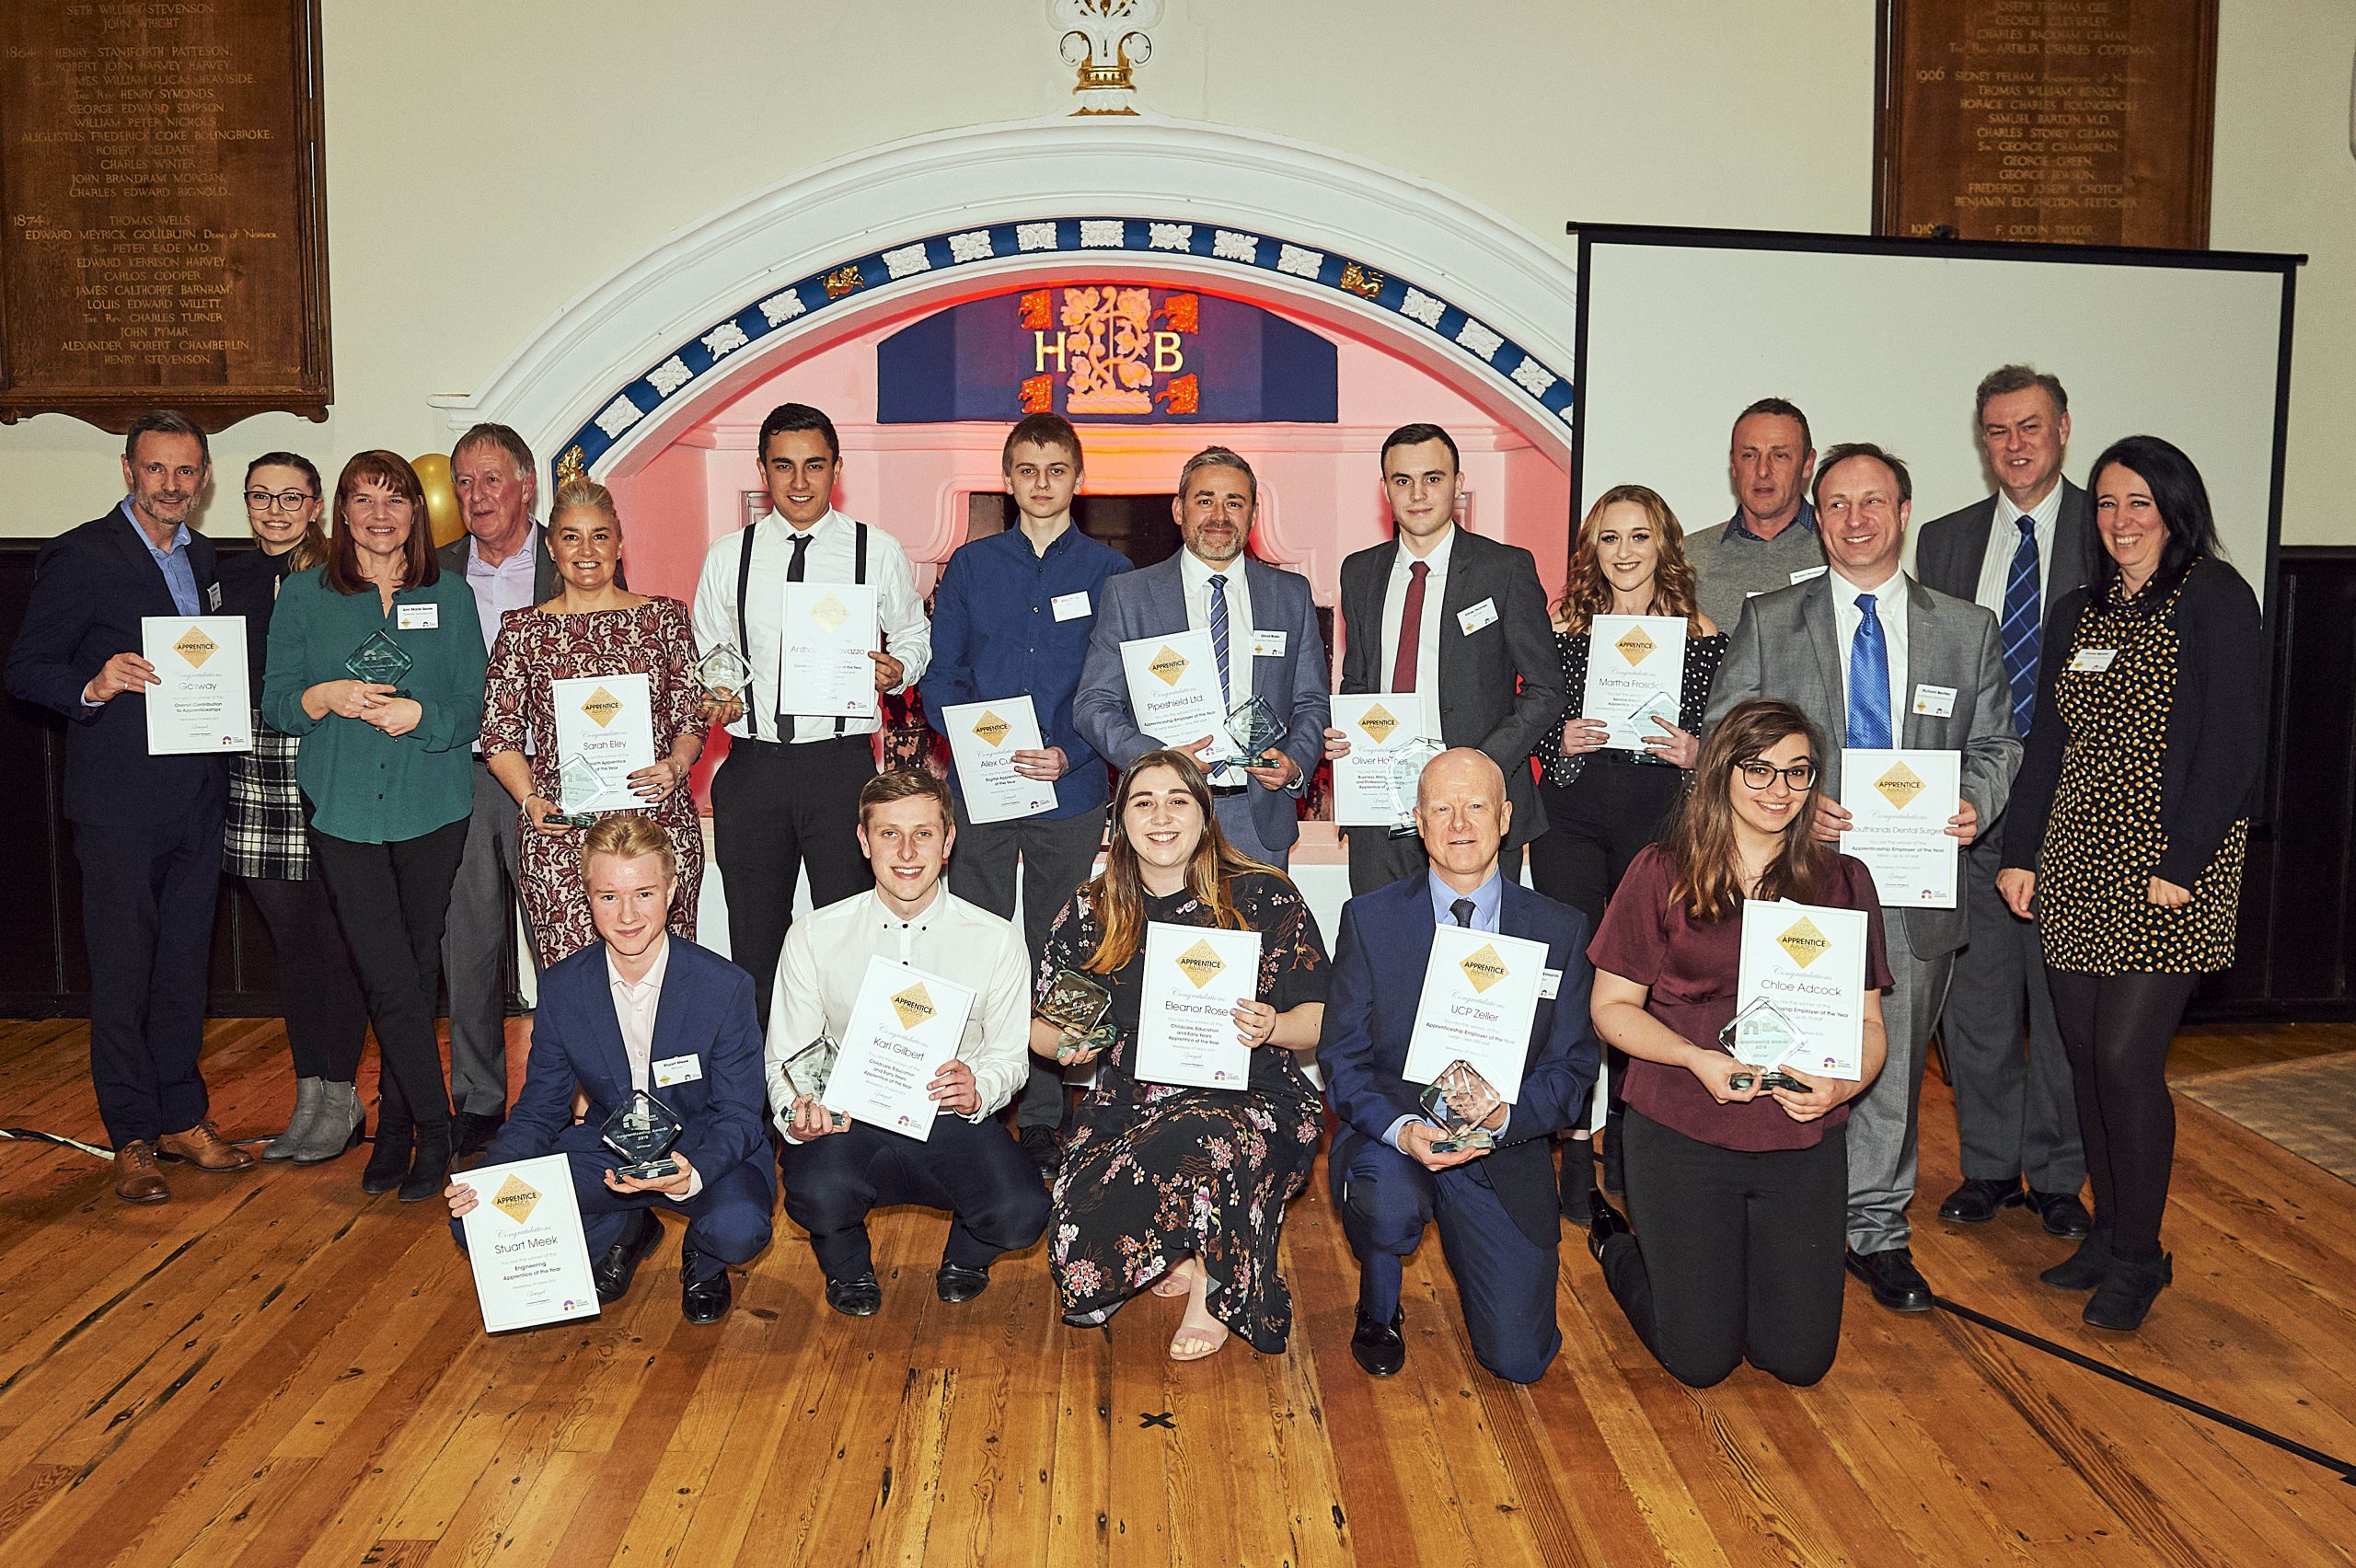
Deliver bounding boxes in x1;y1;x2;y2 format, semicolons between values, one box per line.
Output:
549;754;608;828
1037;968;1112;1036
783;1035;848;1130
1386;737;1446;838
601;1089;684;1180
1624;689;1682;744
345;629;414;697
693;642;752;704
1419;1059;1504;1153
1225;696;1289;765
1719;998;1807;1092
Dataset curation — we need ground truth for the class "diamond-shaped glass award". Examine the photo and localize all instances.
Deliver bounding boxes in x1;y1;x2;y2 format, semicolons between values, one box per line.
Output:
1719;998;1807;1090
1037;968;1112;1036
1625;689;1682;737
1420;1059;1503;1153
601;1089;684;1180
692;642;752;702
1386;737;1447;838
344;629;413;695
1225;696;1289;765
549;754;607;827
783;1035;849;1130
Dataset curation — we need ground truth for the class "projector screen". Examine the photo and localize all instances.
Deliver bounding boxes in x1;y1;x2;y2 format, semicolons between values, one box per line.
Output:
1571;227;2298;612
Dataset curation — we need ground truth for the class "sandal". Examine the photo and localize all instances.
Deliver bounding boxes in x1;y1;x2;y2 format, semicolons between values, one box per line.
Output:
1151;1258;1199;1298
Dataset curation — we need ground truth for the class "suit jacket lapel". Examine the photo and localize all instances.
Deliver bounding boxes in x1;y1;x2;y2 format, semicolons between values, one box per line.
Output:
108;510;182;617
1900;578;1938;748
579;957;637;1107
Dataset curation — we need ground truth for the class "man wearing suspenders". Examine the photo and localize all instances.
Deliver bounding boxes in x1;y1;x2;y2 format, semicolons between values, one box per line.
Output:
690;403;932;1033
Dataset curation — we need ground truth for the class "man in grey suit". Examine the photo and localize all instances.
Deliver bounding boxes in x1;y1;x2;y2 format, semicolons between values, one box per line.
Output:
433;421;558;1154
1074;446;1329;868
1707;443;2021;1313
1914;366;2092;1239
1321;423;1565;894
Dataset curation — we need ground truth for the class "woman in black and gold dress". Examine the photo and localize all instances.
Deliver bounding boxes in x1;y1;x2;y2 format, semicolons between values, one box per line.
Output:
1034;749;1328;1361
1999;435;2263;1332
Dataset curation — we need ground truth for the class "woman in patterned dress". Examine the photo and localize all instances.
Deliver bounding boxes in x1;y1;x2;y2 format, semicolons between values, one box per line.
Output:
1529;484;1727;1215
481;478;706;965
1034;749;1328;1361
1999;436;2264;1332
219;453;370;1162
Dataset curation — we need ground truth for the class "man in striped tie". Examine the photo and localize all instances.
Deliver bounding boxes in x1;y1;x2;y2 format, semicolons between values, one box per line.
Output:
1915;366;2094;1244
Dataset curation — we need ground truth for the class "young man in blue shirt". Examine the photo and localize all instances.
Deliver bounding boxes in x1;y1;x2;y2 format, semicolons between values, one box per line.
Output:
919;414;1129;1171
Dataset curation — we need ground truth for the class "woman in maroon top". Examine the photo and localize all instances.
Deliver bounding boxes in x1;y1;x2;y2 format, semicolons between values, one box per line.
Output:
1586;698;1893;1388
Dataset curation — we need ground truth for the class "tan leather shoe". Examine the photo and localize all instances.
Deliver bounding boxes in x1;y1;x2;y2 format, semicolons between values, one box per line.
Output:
158;1120;256;1172
114;1139;170;1204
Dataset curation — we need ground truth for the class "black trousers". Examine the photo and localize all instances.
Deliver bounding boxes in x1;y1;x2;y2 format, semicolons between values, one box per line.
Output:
710;735;876;1033
779;1115;1051;1281
2044;969;2200;1260
1599;1108;1849;1389
73;792;225;1147
311;820;468;1131
243;874;369;1082
1525;761;1685;930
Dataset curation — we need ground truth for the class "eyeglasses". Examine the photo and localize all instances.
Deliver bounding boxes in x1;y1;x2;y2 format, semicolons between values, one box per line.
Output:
244;490;316;513
1736;760;1818;791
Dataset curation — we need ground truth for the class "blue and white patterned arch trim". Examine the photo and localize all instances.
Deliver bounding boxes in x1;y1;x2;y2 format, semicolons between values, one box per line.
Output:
556;214;1576;479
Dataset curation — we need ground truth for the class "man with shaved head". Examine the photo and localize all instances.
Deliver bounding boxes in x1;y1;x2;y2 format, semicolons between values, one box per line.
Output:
1318;748;1600;1383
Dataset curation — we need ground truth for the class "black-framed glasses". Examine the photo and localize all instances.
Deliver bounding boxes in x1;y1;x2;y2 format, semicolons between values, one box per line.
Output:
1736;759;1817;791
244;489;316;513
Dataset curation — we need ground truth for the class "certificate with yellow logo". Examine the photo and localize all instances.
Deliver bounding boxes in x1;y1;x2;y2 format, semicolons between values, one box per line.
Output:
1117;628;1233;764
941;695;1057;824
1840;748;1961;908
551;673;654;814
141;616;251;755
454;1153;599;1333
1329;692;1436;827
826;956;976;1141
1404;923;1548;1101
1585;615;1687;752
1133;921;1262;1089
780;582;879;720
1736;900;1871;1079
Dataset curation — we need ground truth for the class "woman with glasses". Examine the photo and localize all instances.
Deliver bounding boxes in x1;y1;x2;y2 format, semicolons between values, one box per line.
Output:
218;455;370;1162
1583;698;1892;1388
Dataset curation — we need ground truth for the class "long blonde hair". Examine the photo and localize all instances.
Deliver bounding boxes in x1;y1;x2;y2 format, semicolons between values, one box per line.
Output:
1083;749;1277;974
1553;484;1703;635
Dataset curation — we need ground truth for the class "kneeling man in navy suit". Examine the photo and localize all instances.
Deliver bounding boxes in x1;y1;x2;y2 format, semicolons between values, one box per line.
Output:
1319;748;1600;1382
446;815;775;1324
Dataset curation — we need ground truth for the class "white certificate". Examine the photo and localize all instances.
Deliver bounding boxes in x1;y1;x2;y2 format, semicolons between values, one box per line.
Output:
1330;692;1435;827
780;582;879;720
1117;628;1235;764
825;956;976;1141
551;673;655;813
1585;614;1687;752
1133;921;1261;1089
1841;748;1963;909
455;1153;601;1333
941;696;1057;824
1735;899;1871;1080
141;616;250;755
1403;923;1548;1102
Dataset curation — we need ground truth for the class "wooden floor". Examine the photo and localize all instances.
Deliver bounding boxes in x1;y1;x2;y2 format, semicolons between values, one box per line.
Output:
1;1016;2352;1567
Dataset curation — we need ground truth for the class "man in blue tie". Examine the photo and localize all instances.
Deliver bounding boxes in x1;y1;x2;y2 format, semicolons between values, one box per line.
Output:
1706;444;2021;1314
1915;367;2092;1241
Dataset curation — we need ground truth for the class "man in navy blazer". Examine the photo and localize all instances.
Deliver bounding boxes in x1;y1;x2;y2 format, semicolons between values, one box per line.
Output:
1319;748;1600;1384
1073;446;1329;868
5;410;252;1203
447;817;774;1324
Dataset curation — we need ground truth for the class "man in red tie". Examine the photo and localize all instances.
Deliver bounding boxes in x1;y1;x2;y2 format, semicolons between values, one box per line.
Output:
1324;424;1565;894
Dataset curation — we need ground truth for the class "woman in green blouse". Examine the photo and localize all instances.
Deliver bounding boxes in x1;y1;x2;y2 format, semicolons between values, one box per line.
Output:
262;450;486;1204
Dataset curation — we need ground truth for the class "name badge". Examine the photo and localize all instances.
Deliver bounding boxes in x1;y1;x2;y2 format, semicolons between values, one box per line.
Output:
1790;566;1829;584
1911;683;1957;718
205;581;223;610
1539;968;1563;1000
2069;647;2118;674
1051;591;1091;621
397;603;438;631
653;1055;702;1088
1251;628;1288;657
1456;598;1499;634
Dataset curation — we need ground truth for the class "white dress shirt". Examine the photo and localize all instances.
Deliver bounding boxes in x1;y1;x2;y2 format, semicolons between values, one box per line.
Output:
1175;545;1254;705
689;507;931;744
1970;484;2064;618
604;934;703;1196
1831;565;1910;735
1379;524;1454;708
764;886;1031;1136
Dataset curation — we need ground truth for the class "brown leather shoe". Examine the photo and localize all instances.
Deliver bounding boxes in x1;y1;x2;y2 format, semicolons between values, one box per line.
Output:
114;1139;170;1203
158;1120;256;1172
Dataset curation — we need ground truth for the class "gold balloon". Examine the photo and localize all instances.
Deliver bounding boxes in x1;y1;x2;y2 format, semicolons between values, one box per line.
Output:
413;452;465;548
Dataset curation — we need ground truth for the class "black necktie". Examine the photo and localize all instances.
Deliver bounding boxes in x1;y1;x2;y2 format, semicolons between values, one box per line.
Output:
778;533;812;739
1450;897;1476;928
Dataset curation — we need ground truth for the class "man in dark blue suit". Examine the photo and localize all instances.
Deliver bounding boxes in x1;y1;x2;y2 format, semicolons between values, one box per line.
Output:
6;410;252;1203
1073;446;1329;869
1319;748;1600;1383
446;817;774;1324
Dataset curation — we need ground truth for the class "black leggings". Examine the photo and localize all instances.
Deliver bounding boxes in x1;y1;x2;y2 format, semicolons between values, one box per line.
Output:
2043;969;2200;1261
242;874;369;1082
311;820;469;1132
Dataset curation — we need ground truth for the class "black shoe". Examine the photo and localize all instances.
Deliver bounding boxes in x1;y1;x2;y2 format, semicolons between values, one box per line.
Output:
2040;1227;2114;1290
1587;1194;1633;1263
825;1272;883;1317
1845;1245;1935;1312
1599;1109;1625;1197
397;1124;454;1204
1349;1307;1405;1378
2026;1189;2095;1239
1937;1177;2025;1224
452;1109;506;1158
361;1116;412;1195
936;1262;991;1304
680;1242;732;1325
1018;1125;1061;1178
2083;1252;2171;1331
593;1210;662;1305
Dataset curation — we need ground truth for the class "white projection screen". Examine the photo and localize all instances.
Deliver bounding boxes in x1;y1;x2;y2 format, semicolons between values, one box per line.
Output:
1570;226;2300;613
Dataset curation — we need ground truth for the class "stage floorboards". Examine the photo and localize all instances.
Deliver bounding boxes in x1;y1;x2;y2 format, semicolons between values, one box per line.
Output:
1;1015;2351;1566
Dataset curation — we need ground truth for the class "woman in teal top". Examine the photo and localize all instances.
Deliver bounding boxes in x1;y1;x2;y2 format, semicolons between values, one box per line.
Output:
263;450;486;1205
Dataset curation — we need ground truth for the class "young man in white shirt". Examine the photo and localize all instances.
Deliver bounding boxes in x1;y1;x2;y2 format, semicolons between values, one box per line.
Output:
768;770;1048;1317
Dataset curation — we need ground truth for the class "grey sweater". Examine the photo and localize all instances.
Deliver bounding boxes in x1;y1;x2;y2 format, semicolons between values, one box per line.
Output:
1687;507;1828;633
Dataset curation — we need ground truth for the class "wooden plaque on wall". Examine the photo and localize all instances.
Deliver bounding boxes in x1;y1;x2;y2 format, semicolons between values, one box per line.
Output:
1876;0;2218;248
0;0;329;432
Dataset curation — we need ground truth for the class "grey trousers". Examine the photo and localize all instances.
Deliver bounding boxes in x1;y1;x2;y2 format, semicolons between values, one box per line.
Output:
439;761;536;1116
948;798;1107;1133
1209;789;1291;873
1939;845;2085;1192
1845;930;1953;1255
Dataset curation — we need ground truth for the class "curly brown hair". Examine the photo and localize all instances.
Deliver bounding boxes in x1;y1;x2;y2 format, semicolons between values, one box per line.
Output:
1553;484;1704;635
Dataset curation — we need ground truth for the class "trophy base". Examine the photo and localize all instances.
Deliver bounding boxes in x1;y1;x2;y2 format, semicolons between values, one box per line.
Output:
551;810;602;829
1430;1132;1496;1155
1728;1071;1807;1093
615;1158;678;1182
1386;824;1422;839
